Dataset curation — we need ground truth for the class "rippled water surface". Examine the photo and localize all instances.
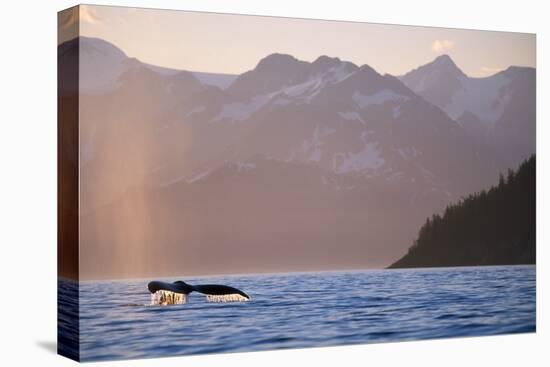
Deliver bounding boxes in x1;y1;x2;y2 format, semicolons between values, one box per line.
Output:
71;266;535;361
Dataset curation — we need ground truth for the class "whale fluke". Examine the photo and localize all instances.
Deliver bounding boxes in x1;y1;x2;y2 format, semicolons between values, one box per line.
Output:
147;280;250;305
192;284;250;302
148;280;193;294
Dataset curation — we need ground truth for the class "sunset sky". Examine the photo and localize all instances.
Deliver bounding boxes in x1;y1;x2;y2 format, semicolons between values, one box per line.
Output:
57;5;537;280
59;4;535;77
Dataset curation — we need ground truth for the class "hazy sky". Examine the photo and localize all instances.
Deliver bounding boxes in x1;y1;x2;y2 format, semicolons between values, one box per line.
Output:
59;5;535;77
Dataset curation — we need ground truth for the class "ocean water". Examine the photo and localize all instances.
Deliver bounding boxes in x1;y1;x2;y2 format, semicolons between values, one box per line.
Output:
65;266;535;361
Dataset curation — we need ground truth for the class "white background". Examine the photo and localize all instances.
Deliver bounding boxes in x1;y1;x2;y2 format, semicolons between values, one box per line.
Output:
0;0;547;365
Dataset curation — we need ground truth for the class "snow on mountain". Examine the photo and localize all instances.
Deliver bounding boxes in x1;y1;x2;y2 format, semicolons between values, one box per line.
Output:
212;95;270;124
444;73;510;123
352;90;409;109
61;37;504;213
192;71;238;89
401;54;533;128
174;53;497;202
58;37;535;277
227;54;358;100
401;54;465;93
338;111;365;124
61;38;535;275
143;63;237;89
400;54;535;169
333;141;384;173
162;52;494;200
60;36;238;93
301;125;336;163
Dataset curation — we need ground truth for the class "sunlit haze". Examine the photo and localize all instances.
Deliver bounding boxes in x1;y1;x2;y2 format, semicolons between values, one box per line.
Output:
60;4;535;77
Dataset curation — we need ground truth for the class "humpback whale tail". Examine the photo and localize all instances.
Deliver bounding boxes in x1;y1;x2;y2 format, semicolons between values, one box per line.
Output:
148;280;250;305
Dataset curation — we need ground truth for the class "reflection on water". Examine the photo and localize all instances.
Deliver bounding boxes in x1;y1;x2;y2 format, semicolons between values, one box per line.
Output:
60;265;535;362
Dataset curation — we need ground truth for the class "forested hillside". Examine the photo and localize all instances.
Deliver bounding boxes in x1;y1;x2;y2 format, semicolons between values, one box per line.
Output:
390;156;535;268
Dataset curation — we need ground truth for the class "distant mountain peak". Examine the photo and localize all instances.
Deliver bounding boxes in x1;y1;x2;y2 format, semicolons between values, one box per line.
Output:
79;36;128;59
312;55;341;68
254;53;360;78
255;53;306;73
58;36;129;62
230;53;358;98
433;54;453;63
59;36;131;93
311;55;359;77
500;65;536;79
358;64;379;75
429;54;465;76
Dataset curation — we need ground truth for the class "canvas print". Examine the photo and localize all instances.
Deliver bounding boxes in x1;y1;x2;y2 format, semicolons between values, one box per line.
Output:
57;4;536;362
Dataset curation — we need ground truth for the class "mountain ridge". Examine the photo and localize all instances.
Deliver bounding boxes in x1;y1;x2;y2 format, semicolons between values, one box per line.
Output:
58;36;534;279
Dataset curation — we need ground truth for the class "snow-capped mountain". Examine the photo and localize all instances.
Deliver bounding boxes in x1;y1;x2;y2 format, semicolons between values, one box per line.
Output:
162;53;497;197
69;38;502;209
401;54;535;168
226;53;358;99
60;36;237;94
59;37;534;277
400;55;466;117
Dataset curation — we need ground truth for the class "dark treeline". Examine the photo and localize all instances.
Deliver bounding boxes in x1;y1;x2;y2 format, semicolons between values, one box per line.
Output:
389;155;535;268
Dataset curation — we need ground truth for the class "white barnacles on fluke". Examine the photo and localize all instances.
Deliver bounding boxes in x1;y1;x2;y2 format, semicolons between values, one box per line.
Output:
150;290;187;305
205;293;250;303
147;280;251;305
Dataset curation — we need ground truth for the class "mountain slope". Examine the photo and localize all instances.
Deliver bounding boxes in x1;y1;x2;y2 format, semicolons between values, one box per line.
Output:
400;55;533;128
61;36;238;93
164;53;499;198
67;38;499;204
400;55;536;169
56;37;532;279
389;155;535;268
400;55;466;110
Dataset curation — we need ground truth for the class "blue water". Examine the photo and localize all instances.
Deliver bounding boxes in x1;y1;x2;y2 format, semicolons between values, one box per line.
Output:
71;266;535;361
